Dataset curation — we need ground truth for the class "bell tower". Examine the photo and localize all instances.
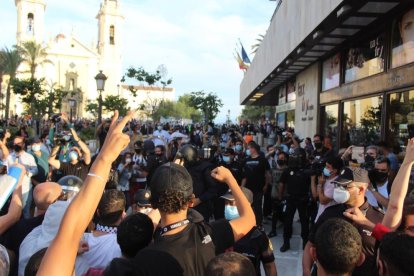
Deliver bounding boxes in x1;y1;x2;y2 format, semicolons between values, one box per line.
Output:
15;0;46;44
97;0;124;96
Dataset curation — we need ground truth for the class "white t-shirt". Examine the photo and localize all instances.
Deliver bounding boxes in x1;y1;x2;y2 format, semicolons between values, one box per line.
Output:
315;177;338;222
77;232;121;272
366;181;389;210
152;130;170;146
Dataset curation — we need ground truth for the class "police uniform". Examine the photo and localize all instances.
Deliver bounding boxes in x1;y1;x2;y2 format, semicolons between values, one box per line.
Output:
308;199;384;276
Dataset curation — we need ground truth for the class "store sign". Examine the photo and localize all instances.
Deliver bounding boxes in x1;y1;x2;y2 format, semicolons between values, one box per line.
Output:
297;83;314;121
276;101;296;113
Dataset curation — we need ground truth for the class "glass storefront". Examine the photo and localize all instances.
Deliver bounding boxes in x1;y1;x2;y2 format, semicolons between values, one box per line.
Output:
391;8;414;68
345;33;385;83
342;96;382;147
322;53;341;91
286;110;295;128
387;90;414;150
321;104;339;150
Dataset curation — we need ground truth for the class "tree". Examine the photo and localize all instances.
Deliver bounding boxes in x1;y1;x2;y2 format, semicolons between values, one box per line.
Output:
0;47;23;119
186;91;223;123
240;105;276;122
16;41;51;80
87;95;129;118
11;78;46;117
251;34;265;54
152;99;202;122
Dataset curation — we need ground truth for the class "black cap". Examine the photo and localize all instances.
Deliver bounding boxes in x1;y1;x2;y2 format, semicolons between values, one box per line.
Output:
333;167;355;187
150;163;193;199
31;137;42;144
223;148;235;155
134;189;151;207
143;140;155;154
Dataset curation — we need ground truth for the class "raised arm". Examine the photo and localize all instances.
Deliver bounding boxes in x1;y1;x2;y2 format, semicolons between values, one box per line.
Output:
0;164;26;235
211;166;255;241
48;146;61;169
382;138;414;230
37;110;134;276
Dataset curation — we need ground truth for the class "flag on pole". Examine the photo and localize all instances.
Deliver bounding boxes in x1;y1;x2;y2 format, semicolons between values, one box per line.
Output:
241;45;251;64
233;51;248;71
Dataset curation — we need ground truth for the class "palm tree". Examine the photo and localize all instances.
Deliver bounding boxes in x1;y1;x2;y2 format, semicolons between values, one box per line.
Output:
0;56;5;114
16;41;50;80
251;34;265;54
0;47;23;119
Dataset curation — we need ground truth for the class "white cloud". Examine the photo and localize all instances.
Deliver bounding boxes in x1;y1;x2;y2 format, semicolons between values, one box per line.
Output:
0;0;275;123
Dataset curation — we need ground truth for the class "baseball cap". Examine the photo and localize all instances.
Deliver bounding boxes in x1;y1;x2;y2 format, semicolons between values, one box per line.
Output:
221;187;253;204
134;189;151;207
150;163;193;199
223;148;235;155
333;167;369;187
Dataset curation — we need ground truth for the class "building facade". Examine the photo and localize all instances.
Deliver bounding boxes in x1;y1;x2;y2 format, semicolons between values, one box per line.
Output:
240;0;414;151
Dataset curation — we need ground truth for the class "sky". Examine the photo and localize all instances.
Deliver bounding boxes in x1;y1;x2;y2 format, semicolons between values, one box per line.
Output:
0;0;276;123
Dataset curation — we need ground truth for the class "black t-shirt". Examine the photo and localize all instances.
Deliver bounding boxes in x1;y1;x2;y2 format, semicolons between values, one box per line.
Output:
231;227;275;276
243;156;270;193
222;161;243;185
59;160;90;180
308;201;384;276
134;219;234;276
3;215;45;276
279;168;311;197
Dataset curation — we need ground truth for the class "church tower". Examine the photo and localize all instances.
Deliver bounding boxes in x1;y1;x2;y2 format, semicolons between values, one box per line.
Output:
97;0;124;96
15;0;46;44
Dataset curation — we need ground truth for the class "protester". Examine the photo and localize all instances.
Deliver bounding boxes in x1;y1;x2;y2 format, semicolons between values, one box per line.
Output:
29;137;49;186
205;252;256;276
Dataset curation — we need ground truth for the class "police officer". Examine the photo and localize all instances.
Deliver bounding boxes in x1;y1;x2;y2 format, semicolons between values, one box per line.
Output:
279;147;311;252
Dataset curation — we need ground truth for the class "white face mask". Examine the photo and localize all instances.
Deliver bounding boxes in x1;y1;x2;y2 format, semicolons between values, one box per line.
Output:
32;144;41;152
333;187;350;204
69;151;79;161
125;158;132;163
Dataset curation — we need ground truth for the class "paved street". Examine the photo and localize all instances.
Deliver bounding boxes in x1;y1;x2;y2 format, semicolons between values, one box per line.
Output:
262;216;303;276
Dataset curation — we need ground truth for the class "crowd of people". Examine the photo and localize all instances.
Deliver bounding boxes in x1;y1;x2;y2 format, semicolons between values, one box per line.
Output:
0;110;413;276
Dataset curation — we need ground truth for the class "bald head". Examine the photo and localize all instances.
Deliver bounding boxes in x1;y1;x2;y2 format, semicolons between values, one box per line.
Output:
33;182;62;213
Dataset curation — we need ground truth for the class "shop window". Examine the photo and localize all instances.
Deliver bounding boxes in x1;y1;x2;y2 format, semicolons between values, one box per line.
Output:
345;34;385;83
277;113;285;128
391;8;414;68
287;80;296;102
286;110;295;128
27;13;34;35
321;104;339;151
342;96;382;147
387;90;414;151
322;53;340;91
109;25;115;45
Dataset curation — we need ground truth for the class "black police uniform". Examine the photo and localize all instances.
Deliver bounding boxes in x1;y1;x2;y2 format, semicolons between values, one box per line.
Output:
279;167;311;249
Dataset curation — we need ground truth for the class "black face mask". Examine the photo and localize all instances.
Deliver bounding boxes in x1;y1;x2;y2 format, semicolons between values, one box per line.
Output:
13;144;23;153
277;160;286;166
314;142;323;149
364;155;375;163
374;170;388;183
135;149;142;154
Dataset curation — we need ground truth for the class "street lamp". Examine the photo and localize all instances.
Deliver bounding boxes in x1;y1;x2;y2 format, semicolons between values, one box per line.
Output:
95;70;107;124
68;99;76;123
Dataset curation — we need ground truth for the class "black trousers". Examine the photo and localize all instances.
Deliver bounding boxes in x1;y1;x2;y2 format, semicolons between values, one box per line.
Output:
283;196;309;243
252;192;264;226
263;187;272;218
271;199;284;231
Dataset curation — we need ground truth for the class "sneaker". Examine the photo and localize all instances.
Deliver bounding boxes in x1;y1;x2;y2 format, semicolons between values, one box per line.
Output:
268;230;277;238
280;242;290;252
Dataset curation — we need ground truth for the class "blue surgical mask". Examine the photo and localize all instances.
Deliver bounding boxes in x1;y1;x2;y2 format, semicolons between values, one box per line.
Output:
245;149;251;156
289;148;295;155
323;167;331;177
157;126;162;131
222;156;231;163
235;145;243;152
69;151;79;161
224;205;239;220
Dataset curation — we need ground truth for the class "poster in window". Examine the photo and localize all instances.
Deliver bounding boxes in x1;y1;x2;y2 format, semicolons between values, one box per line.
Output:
278;85;286;105
322;53;340;91
392;9;414;68
345;34;384;83
277;112;285;129
287;80;296;102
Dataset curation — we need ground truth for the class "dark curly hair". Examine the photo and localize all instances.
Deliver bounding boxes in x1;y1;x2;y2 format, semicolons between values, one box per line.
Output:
150;190;193;214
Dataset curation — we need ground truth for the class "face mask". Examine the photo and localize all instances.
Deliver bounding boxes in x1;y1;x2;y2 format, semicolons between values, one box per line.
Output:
220;142;226;148
27;145;32;151
139;207;152;215
333;187;350;204
374;170;388;183
222;156;231;163
277;160;285;166
64;135;71;142
364;155;375;163
224;205;239;220
314;142;323;149
46;140;51;145
235;145;243;152
13;144;22;153
245;149;251;156
135;149;142;154
323;167;331;177
125;158;132;163
156;153;163;157
32;144;41;152
69;151;79;161
289;148;295;155
157;126;162;131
